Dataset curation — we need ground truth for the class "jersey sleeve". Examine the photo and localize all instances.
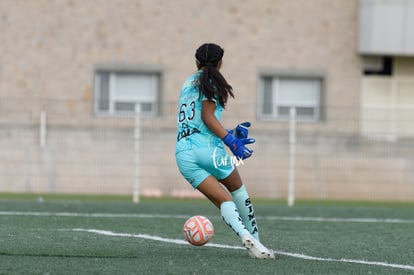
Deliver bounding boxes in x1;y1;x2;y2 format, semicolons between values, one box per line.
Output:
200;93;218;103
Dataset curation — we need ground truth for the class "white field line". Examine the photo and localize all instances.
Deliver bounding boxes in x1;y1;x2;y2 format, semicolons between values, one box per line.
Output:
0;211;188;219
1;209;413;270
72;228;414;272
1;211;414;224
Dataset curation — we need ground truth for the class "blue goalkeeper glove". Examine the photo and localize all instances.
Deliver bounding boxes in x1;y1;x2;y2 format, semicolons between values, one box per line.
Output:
222;132;255;160
227;122;251;138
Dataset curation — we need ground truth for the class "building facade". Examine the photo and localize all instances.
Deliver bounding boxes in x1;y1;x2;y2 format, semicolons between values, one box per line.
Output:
0;0;413;200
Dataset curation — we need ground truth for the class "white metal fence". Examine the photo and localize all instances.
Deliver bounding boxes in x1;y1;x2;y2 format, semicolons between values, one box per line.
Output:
0;98;413;201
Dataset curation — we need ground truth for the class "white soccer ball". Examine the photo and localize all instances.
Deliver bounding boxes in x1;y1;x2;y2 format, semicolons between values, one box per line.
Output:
183;215;214;246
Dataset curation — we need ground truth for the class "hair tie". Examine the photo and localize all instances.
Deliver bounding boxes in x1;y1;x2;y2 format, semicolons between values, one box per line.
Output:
204;44;209;61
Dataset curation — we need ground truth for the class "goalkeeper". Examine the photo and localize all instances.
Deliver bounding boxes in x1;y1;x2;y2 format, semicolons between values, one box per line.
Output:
175;43;274;259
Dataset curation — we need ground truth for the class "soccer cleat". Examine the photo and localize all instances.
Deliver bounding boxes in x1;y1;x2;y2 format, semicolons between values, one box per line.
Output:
242;235;275;259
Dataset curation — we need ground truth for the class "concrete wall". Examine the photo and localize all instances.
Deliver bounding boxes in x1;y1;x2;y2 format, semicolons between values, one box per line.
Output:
1;0;361;125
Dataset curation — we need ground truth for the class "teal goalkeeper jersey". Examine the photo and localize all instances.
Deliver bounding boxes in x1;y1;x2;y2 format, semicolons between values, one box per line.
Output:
175;71;224;154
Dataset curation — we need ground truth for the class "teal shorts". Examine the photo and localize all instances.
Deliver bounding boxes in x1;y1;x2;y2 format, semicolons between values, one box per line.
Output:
175;146;234;189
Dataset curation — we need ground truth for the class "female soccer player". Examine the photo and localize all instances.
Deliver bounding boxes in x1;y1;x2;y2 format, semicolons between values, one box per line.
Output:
175;43;274;259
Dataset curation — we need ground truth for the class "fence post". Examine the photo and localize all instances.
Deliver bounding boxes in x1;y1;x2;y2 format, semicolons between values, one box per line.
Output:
40;110;47;148
133;104;141;203
288;107;296;207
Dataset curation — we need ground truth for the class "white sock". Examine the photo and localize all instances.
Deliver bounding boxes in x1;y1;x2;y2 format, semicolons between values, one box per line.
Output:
220;201;250;238
231;185;260;240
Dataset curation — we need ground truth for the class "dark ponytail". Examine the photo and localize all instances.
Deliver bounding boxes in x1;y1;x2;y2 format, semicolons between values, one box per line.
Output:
195;43;234;108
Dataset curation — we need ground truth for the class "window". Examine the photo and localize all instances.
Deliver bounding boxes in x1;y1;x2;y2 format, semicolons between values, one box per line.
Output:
258;74;324;121
360;57;414;138
363;56;393;76
94;65;161;117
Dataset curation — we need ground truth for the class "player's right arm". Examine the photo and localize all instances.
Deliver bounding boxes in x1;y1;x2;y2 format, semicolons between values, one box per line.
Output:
202;100;254;159
201;100;228;139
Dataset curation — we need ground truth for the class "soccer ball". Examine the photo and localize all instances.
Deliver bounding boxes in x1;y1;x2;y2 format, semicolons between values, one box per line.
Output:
183;215;214;246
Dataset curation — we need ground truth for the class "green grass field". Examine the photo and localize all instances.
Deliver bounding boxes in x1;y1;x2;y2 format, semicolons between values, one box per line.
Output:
0;194;413;274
